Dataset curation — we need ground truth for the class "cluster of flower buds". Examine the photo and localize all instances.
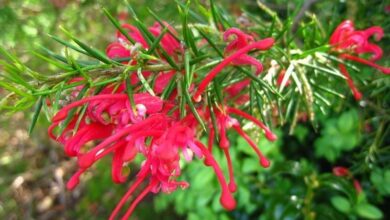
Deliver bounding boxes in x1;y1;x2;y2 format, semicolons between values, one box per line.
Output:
49;21;277;219
329;20;390;100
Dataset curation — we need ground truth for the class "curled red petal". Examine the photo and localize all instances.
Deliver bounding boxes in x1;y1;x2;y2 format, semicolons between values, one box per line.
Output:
363;26;384;41
355;43;383;61
223;27;253;52
65;123;113;156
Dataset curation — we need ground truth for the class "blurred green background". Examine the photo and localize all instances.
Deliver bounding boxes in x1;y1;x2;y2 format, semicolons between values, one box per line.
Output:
1;0;389;219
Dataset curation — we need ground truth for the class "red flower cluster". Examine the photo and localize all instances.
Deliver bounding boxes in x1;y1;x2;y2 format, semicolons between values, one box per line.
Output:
49;22;276;219
330;20;390;100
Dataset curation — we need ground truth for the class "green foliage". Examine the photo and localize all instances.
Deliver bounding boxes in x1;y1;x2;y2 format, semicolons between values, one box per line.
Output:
315;109;361;162
370;168;390;196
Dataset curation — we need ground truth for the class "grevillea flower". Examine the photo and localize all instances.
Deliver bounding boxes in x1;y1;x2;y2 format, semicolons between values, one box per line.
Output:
330;20;390;100
49;92;200;219
50;98;277;218
219;28;270;100
50;23;278;219
108;116;205;220
224;28;263;73
49;93;163;187
193;29;274;102
332;166;362;194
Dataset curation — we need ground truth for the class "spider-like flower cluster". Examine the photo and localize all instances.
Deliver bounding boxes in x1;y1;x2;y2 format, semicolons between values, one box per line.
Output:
49;22;276;219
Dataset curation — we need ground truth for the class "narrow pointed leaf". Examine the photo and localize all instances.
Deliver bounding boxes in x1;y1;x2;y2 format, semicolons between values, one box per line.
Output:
28;96;43;135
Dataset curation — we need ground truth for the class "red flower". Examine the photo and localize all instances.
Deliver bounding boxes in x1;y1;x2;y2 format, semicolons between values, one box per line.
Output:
193;28;274;102
49;24;278;219
333;166;350;176
224;28;263;74
109;117;203;219
332;166;362;194
330;20;390;100
49;93;163;185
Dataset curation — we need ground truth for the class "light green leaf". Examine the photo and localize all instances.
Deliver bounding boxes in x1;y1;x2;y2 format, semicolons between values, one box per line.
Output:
355;203;383;219
331;196;351;214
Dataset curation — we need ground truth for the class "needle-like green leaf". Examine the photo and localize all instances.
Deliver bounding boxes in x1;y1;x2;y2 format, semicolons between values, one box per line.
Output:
28;96;43;135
